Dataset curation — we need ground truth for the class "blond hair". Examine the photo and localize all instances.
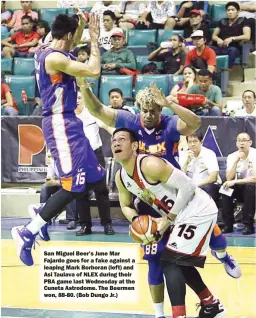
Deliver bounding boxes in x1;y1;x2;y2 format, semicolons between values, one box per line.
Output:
136;87;160;108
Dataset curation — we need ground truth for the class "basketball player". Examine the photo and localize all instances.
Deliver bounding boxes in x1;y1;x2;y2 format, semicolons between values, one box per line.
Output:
11;13;106;266
112;127;225;318
77;80;241;318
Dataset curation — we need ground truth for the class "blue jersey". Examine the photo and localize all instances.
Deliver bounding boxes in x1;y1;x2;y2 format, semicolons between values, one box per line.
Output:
34;45;77;117
116;110;181;169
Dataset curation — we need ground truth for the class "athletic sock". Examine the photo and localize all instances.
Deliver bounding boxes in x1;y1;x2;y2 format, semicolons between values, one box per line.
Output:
198;288;216;305
154;302;164;317
172;305;186;318
216;251;227;259
26;214;47;234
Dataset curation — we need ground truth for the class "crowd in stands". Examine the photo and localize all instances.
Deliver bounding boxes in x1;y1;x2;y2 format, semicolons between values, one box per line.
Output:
1;1;255;234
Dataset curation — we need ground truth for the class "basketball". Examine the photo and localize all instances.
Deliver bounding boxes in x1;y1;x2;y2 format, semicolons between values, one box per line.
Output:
130;215;158;244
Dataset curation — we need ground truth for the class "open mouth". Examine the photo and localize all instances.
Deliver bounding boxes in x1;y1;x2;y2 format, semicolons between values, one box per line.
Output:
114;149;122;154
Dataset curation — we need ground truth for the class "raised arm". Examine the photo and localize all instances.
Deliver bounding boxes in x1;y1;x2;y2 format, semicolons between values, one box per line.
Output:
115;170;138;222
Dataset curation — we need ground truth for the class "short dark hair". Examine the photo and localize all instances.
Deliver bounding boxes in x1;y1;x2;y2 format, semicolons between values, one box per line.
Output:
78;45;91;55
226;2;240;11
103;10;116;21
198;69;213;79
51;14;78;40
176;34;184;43
21;15;33;23
109;88;123;97
242;90;256;99
36;20;50;34
186;130;204;143
113;128;138;143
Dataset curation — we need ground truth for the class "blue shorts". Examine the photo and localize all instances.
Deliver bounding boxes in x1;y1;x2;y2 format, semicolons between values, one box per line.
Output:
42;114;105;192
142;231;169;261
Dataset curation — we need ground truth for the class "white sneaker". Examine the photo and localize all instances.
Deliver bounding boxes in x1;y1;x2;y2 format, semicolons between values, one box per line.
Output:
211;251;242;278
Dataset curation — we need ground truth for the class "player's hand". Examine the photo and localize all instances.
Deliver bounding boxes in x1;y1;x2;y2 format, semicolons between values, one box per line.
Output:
151;83;169;108
76;77;95;89
88;13;100;42
223;180;236;189
152;217;172;235
74;7;87;26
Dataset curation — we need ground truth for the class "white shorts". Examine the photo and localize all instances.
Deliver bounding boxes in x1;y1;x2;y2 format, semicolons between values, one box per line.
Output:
161;190;218;268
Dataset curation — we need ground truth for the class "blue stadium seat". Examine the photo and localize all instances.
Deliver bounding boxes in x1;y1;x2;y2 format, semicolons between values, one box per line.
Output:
1;58;13;74
13;58;35;75
211;4;226;23
99;75;133;105
39;8;67;26
216;55;229;96
1;32;10;40
86;77;99;97
4;75;35;115
135;74;169;96
127;46;152;55
128;29;157;46
136;55;163;72
67;7;92;15
157;29;184;46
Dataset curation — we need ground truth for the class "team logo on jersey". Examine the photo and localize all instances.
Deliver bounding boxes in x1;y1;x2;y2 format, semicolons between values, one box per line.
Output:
139;188;156;206
155;130;162;135
169;242;177;249
138;130;143;137
126;182;132;188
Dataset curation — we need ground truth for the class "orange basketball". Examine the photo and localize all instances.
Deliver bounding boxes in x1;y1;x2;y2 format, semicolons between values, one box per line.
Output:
130;215;158;243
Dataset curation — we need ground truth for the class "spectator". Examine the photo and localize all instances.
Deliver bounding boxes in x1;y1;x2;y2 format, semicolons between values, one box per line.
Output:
183;10;211;44
75;90;115;236
41;150;77;230
28;20;50;53
116;0;146;30
148;34;187;74
91;1;119;31
169;66;198;96
222;132;256;235
108;88;135;113
2;15;40;58
238;1;256;42
176;1;209;18
6;1;38;34
1;81;19;116
187;69;223;116
184;30;216;73
1;1;12;34
211;2;251;69
234;90;256;116
77;45;90;63
101;31;136;74
136;0;176;30
179;131;221;201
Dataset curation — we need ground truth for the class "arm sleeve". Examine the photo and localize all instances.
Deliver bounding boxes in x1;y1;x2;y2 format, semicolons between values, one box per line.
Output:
167;1;176;16
207;48;216;66
207;151;219;173
153;51;168;61
180;51;187;65
11;33;17;41
116;110;138;129
226;154;235;171
214;86;222;103
184;51;192;66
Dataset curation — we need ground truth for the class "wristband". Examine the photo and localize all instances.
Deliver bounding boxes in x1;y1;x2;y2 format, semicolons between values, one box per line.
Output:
132;215;138;222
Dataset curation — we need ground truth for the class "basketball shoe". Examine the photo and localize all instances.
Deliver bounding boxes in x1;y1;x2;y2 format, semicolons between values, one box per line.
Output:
211;251;242;278
11;226;37;266
28;203;50;241
198;300;225;318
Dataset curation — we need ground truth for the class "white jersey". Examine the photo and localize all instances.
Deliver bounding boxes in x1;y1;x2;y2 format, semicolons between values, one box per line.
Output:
120;155;218;223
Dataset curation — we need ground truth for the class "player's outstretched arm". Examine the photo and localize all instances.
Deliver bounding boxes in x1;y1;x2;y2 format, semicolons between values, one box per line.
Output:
77;79;117;127
141;156;196;218
115;170;138;222
151;83;201;136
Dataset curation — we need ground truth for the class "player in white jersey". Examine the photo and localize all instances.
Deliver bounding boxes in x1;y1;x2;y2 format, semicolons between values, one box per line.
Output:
112;128;225;318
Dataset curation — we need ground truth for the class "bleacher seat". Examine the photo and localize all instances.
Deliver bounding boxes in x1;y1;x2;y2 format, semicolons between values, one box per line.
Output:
127;46;152;55
1;58;13;74
168;74;183;92
67;7;91;15
216;55;229;96
4;75;35;115
99;75;133;105
39;8;67;26
128;29;157;46
211;4;226;23
157;29;184;47
1;32;10;40
86;77;99;97
135;74;169;96
136;55;163;72
13;58;35;75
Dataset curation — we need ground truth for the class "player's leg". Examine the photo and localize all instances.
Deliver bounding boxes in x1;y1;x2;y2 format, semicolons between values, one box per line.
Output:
210;224;241;278
148;258;165;318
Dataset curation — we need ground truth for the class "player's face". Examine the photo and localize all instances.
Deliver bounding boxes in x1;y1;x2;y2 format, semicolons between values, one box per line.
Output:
242;92;255;108
189;14;202;26
236;133;251;152
109;91;123;108
103;16;114;31
198;75;211;91
226;6;239;20
140;103;161;129
111;131;137;162
187;136;202;153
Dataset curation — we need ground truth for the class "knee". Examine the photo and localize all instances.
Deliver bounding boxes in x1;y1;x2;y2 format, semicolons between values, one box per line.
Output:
210;106;221;116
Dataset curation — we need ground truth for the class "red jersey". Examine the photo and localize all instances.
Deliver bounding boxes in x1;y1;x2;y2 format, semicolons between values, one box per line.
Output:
1;83;19;111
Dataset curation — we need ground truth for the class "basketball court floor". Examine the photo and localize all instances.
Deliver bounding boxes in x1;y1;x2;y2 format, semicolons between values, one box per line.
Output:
1;218;256;318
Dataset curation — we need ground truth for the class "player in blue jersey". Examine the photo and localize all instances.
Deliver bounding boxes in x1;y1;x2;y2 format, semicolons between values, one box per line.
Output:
11;13;109;267
77;80;241;318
